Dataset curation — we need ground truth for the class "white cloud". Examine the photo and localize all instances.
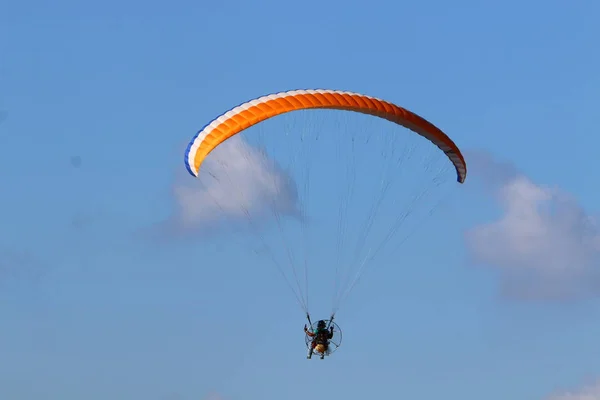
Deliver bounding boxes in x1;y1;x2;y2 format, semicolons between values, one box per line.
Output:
465;151;600;301
546;379;600;400
165;135;301;235
203;392;225;400
0;249;47;283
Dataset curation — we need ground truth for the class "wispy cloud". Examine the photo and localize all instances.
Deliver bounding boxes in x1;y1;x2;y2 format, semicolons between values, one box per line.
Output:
465;150;600;301
160;393;183;400
159;135;302;237
545;378;600;400
0;249;47;283
203;392;225;400
159;391;225;400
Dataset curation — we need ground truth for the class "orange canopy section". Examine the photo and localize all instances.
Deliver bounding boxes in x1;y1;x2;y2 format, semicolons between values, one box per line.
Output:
184;89;467;183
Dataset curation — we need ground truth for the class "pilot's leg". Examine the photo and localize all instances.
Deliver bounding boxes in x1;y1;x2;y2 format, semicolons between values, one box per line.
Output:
320;343;328;359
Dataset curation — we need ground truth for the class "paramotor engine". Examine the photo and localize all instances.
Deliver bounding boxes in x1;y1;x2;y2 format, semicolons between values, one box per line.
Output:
305;319;342;359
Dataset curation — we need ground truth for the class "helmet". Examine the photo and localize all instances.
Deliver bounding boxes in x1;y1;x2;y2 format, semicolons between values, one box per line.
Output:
317;320;326;329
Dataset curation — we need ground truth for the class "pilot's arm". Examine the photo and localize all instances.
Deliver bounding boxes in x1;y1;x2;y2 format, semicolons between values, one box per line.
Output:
304;325;315;337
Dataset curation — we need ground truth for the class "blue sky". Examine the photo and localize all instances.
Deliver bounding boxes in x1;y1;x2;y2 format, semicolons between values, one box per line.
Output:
1;0;600;399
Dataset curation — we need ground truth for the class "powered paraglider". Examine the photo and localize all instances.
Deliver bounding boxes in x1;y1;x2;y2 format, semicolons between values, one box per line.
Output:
183;88;467;358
